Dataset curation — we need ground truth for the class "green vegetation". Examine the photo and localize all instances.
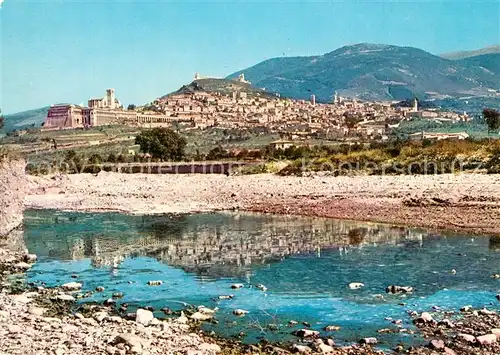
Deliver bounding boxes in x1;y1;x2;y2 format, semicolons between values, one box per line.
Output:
135;128;186;161
484;108;500;134
275;139;500;176
0;109;4;130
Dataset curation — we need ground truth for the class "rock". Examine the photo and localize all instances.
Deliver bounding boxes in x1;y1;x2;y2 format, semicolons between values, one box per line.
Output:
255;284;268;291
289;320;299;326
444;347;456;355
491;273;500;279
55;294;75;302
144;306;154;312
112;292;124;299
161;307;173;315
74;313;84;319
14;262;32;270
106;346;117;355
325;339;335;347
460;305;473;312
429;339;445;350
135;309;154;325
13;294;33;304
7;325;22;333
479;308;496;315
293;329;320;338
477;334;497;345
217;295;234;300
198;305;218;315
62;282;82;291
147;280;163;286
457;333;476;343
190;311;214;321
95;286;105;292
386;285;413;294
348;282;364;290
302;321;311;327
324;325;340;332
114;334;145;350
24;254;37;263
496;294;500;301
360;337;378;345
450;269;456;274
316;343;334;353
438;319;454;328
103;298;116;306
415;312;434;324
109;316;123;323
29;307;47;316
233;309;249;316
292;344;312;353
177;311;189;324
231;283;244;289
93;311;109;322
198;343;221;353
491;328;500;338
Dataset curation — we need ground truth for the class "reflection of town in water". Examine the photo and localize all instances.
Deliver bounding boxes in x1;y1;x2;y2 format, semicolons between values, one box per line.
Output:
22;211;499;277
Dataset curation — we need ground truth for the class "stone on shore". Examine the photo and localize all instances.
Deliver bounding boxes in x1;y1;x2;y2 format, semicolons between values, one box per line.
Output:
359;337;378;345
55;294;75;302
190;311;214;321
429;339;445;350
96;286;105;292
14;262;32;270
24;254;37;263
135;309;154;325
231;283;244;289
456;333;476;343
292;344;312;353
476;334;497;345
62;282;82;291
293;329;320;338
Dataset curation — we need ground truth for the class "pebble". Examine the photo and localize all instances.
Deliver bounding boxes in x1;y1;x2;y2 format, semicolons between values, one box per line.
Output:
24;254;37;263
360;337;378;345
324;325;340;331
231;283;244;289
456;333;476;343
95;286;105;292
112;292;124;299
292;344;312;354
55;294;75;302
294;329;320;338
14;262;32;270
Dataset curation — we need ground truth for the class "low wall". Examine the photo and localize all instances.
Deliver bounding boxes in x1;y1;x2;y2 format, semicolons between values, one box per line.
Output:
0;158;28;237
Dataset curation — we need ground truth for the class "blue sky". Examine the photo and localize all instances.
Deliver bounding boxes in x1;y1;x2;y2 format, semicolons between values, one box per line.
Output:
1;0;499;114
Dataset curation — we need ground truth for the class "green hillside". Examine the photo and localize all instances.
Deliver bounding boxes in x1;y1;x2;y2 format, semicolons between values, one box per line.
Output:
227;43;500;102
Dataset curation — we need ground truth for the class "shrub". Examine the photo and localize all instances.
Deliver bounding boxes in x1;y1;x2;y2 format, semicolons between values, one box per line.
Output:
135;128;186;161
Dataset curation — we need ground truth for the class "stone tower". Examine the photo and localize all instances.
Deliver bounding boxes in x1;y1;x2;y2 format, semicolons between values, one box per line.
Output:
413;98;418;112
106;89;116;109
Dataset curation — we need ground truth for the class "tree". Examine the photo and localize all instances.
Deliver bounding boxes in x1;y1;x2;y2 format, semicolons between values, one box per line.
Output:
483;108;500;134
135;128;186;161
127;104;136;111
0;109;4;130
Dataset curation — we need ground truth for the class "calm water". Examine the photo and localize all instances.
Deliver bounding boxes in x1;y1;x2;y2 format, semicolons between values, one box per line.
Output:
22;210;500;347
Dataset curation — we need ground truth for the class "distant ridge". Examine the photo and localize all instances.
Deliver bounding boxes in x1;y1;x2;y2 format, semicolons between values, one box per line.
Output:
1;106;49;133
441;45;500;60
227;43;500;102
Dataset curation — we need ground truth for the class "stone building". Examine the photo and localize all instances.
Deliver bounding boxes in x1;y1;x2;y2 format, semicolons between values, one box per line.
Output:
44;104;84;128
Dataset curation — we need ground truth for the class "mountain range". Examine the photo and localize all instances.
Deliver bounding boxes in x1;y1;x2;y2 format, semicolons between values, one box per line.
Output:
227;43;500;102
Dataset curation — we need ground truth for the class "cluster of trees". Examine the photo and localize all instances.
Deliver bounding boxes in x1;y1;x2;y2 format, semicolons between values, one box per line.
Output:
135;128;187;161
484;108;500;133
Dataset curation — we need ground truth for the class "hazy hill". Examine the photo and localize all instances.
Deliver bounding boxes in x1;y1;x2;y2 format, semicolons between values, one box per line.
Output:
441;45;500;60
163;78;277;99
227;43;500;102
1;106;48;134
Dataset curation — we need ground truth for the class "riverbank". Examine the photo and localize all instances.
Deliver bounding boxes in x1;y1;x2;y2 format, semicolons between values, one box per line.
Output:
26;172;500;235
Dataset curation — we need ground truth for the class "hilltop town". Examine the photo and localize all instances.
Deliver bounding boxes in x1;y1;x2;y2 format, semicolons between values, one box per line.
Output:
41;73;471;143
